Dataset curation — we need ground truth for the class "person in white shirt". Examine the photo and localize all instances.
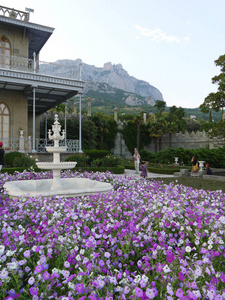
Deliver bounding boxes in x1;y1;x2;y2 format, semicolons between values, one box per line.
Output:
133;148;141;174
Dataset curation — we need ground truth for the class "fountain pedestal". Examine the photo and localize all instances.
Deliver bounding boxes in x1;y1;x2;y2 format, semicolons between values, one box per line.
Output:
36;115;76;190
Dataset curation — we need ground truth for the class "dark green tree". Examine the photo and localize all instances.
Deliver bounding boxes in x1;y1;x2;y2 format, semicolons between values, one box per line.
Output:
154;100;166;117
200;54;225;117
91;112;118;150
165;106;186;147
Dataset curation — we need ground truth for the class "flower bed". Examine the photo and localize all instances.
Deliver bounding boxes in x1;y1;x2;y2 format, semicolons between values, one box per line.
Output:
0;170;225;299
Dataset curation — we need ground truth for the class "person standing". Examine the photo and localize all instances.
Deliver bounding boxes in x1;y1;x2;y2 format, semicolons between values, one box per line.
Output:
140;161;149;178
133;148;141;174
0;141;5;171
191;155;198;177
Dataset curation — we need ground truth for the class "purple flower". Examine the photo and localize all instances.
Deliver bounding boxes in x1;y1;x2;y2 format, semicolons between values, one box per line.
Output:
34;265;43;274
178;272;185;282
99;260;105;267
28;276;35;285
146;288;156;299
176;288;184;299
135;287;143;298
75;283;84;294
23;250;31;258
29;287;38;296
42;271;50;280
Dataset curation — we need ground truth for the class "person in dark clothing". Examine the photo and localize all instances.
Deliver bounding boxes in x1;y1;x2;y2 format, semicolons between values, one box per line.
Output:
206;164;212;175
0;141;4;171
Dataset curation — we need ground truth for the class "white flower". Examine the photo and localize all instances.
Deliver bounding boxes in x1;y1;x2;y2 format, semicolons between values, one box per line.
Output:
68;282;75;290
163;265;171;273
7;262;17;270
185;246;192;253
104;252;111;258
76;254;81;261
142;274;149;282
134;275;141;283
0;245;5;254
219;216;225;224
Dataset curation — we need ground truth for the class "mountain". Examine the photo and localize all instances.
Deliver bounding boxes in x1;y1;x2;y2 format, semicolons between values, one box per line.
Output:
40;59;164;107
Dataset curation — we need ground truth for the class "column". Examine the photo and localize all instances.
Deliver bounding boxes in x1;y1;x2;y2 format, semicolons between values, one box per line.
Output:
87;97;91;117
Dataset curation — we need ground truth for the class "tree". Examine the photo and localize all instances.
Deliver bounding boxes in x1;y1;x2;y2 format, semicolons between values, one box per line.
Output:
200;54;225;116
133;115;143;150
165;106;186;146
154;100;166;116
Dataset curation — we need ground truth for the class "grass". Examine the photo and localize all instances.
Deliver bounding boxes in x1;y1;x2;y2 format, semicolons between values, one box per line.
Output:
152;176;225;193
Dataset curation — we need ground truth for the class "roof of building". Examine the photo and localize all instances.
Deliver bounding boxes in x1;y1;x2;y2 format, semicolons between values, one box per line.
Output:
0;6;54;59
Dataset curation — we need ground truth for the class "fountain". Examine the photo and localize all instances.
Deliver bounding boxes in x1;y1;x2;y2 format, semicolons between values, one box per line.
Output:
4;115;113;199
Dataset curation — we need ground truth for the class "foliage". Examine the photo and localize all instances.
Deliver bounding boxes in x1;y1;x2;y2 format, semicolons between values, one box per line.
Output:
139;146;225;168
13;154;36;168
166;106;186;133
65;153;90;167
199;122;214;132
83;149;110;161
185;118;201;132
1;167;41;174
121;120;151;153
154;100;166;116
92;154;122;167
91;113;118;150
200;54;225;122
209;119;225;137
3;151;24;167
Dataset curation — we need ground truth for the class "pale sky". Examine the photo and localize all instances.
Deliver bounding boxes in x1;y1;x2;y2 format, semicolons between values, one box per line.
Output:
2;0;225;108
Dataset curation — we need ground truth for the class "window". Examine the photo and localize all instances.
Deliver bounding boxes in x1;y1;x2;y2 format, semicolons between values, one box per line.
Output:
0;36;11;67
0;103;10;144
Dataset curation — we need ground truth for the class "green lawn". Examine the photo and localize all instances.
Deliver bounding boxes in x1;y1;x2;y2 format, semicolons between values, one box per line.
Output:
151;176;225;193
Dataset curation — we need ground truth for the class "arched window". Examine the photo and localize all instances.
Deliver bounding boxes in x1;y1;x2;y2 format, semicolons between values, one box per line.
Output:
0;103;10;144
0;36;11;67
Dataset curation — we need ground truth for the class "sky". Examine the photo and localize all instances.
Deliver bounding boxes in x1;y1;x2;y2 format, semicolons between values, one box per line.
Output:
1;0;225;108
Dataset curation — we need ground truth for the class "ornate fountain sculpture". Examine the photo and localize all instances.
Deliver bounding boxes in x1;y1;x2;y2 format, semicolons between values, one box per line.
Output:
36;115;76;190
4;115;113;199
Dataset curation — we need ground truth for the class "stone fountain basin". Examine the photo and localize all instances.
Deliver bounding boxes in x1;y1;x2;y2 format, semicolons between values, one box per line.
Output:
3;178;113;199
36;162;77;170
45;146;67;153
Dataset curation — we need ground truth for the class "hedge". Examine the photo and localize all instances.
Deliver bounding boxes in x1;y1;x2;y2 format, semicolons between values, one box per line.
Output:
0;165;125;175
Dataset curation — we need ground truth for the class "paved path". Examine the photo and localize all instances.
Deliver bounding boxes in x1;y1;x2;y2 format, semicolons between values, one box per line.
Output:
117;169;174;178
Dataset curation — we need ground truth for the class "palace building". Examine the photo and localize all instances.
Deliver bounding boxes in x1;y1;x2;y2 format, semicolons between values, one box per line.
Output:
0;5;84;151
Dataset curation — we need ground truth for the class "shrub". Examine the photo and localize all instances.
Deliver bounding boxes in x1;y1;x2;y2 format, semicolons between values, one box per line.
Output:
92;154;121;167
3;151;24;167
140;146;225;168
13;154;36;168
65;154;90;167
83;150;110;161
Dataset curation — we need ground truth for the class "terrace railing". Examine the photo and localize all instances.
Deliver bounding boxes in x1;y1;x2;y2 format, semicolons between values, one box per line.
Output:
1;137;79;153
0;53;81;80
